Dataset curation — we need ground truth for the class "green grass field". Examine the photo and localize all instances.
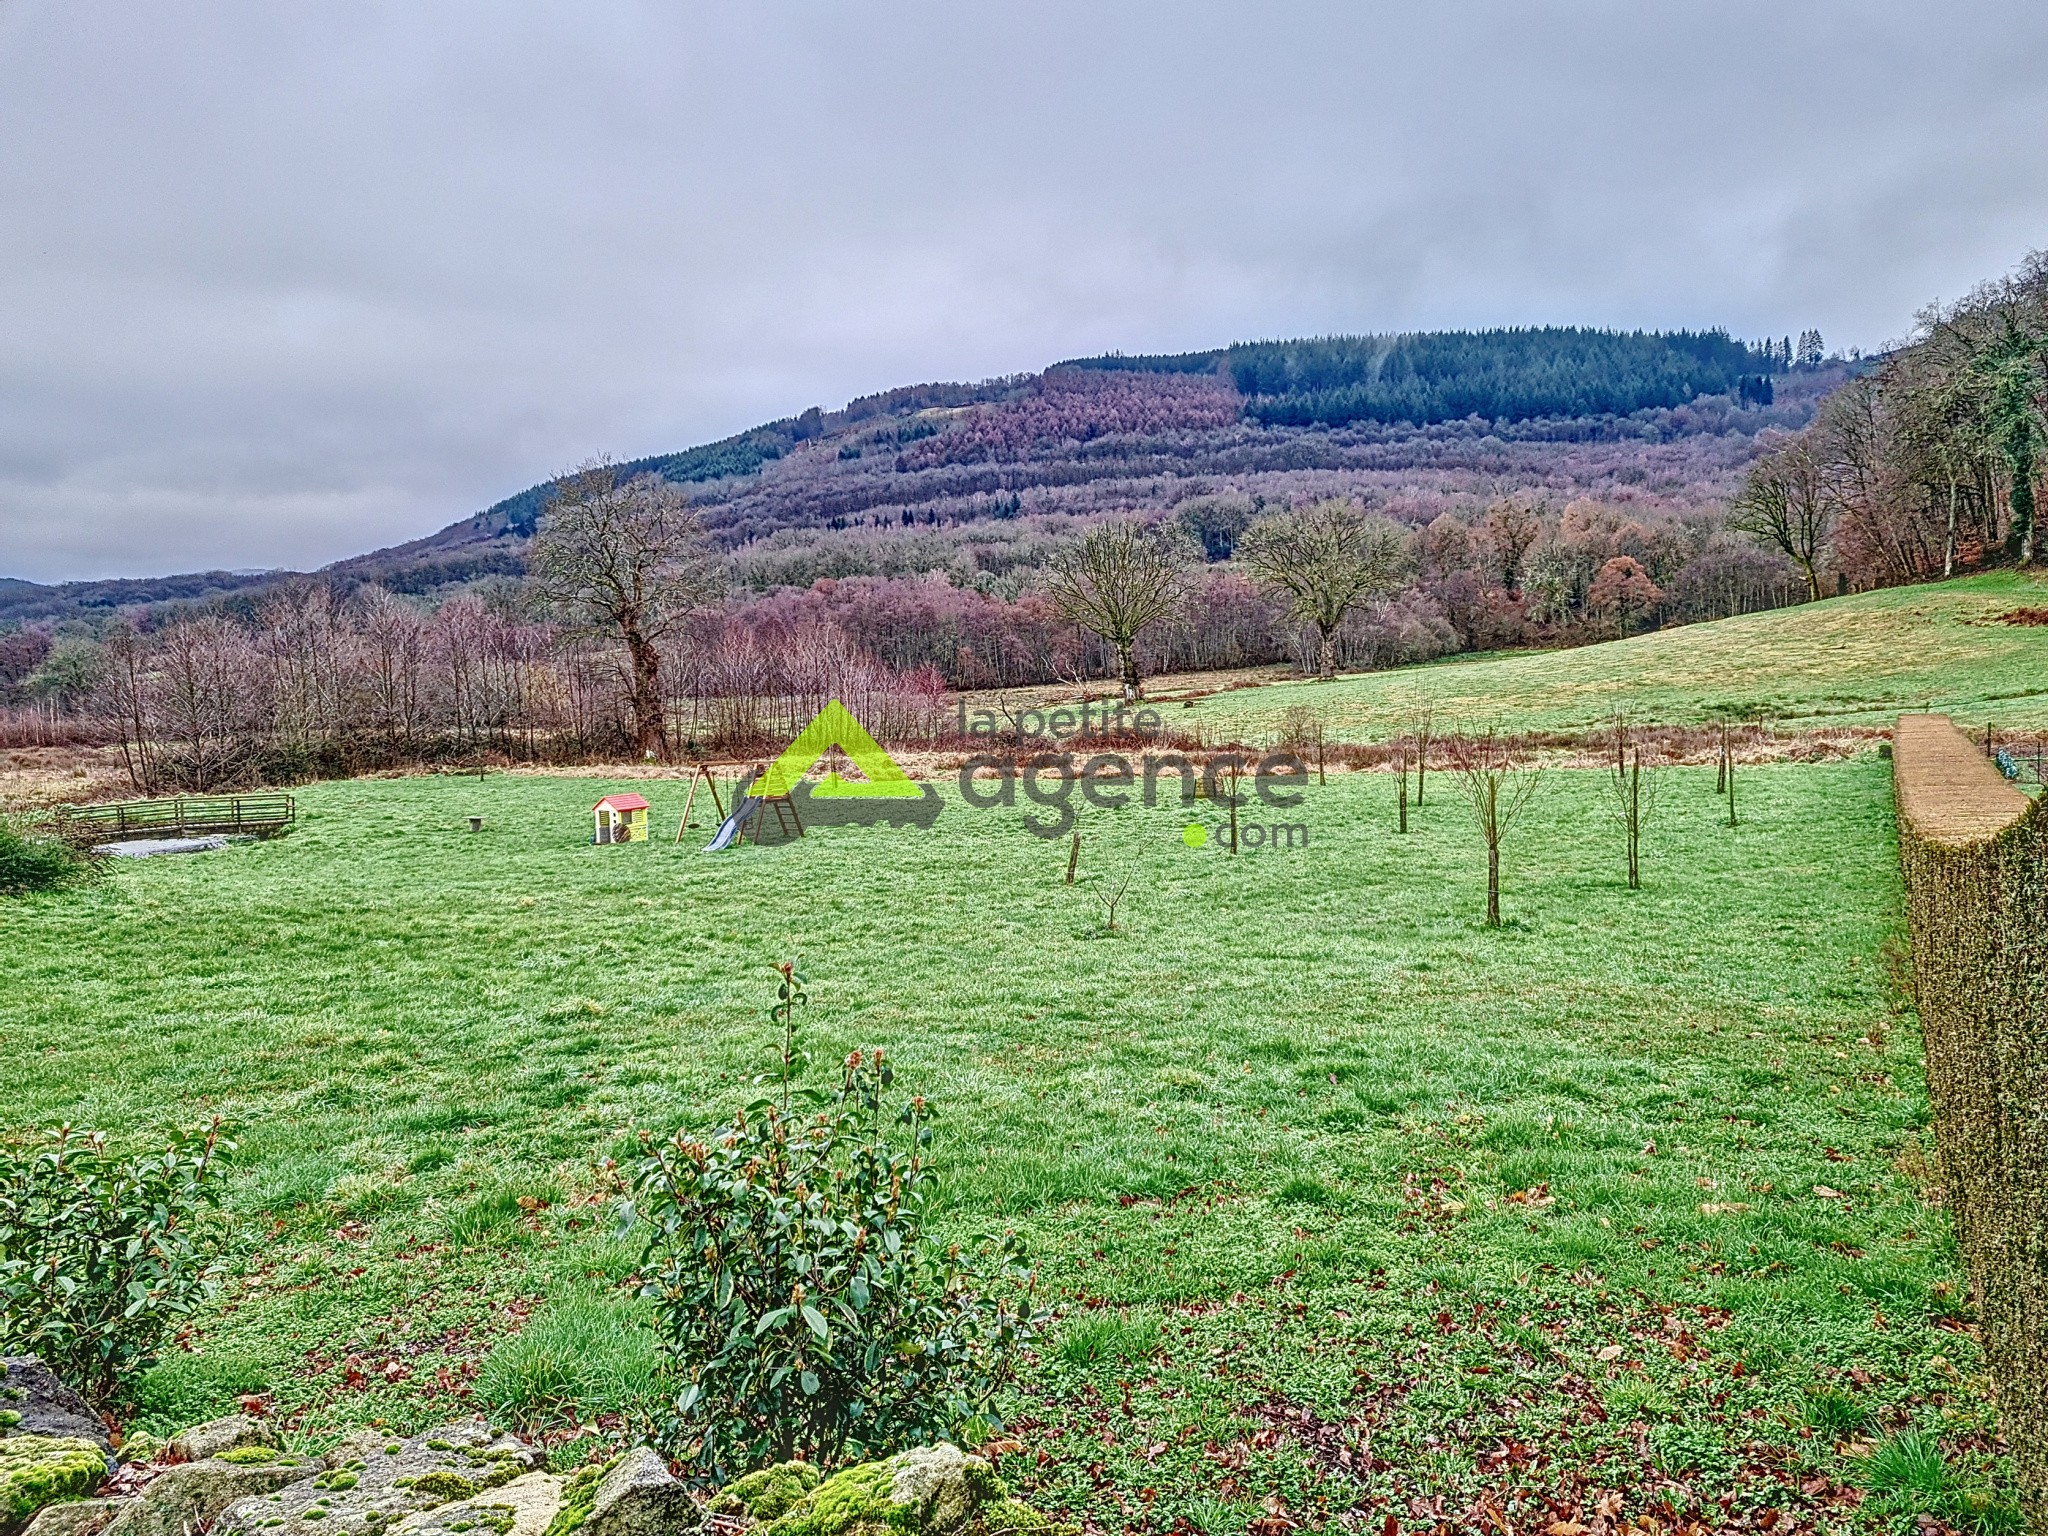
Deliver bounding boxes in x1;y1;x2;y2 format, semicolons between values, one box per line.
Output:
1181;570;2048;743
0;749;2018;1530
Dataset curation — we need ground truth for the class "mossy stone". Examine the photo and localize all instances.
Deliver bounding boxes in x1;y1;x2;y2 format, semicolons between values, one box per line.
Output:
707;1463;820;1522
750;1447;1071;1536
1;1437;110;1536
407;1475;478;1505
758;1461;892;1536
536;1463;605;1536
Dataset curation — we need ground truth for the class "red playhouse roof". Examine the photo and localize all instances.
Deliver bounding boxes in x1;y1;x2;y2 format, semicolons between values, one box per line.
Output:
594;793;650;813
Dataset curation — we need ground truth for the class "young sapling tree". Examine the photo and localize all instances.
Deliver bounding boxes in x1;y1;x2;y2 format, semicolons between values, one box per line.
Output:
1093;860;1136;935
1407;705;1435;805
1604;716;1660;889
1449;730;1543;928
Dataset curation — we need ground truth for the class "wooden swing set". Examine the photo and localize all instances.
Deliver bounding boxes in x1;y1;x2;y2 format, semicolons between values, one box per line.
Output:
674;764;804;846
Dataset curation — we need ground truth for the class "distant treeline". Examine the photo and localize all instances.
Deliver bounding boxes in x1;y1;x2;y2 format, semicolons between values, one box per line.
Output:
1069;328;1785;429
3;478;1812;781
6;324;1819;633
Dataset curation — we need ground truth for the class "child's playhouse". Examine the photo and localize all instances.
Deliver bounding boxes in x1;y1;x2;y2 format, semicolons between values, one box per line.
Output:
592;792;651;844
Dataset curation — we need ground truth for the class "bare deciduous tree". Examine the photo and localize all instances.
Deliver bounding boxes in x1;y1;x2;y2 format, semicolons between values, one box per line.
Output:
1239;499;1405;680
528;463;723;756
153;615;261;791
1043;518;1196;702
1481;497;1544;595
1729;436;1834;601
357;587;427;750
99;623;163;794
1448;730;1543;928
1093;860;1135;934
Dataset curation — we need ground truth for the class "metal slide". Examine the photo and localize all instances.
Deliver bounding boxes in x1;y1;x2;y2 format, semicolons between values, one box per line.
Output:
703;791;759;852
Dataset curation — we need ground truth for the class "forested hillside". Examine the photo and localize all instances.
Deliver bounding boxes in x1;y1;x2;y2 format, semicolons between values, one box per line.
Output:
4;322;1877;762
3;325;1831;629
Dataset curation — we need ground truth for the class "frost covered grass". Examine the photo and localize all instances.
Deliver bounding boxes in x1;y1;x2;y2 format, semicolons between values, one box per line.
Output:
0;754;2018;1530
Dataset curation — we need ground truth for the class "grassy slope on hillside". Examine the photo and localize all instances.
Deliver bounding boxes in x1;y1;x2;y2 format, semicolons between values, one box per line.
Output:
1182;570;2048;743
0;764;2012;1530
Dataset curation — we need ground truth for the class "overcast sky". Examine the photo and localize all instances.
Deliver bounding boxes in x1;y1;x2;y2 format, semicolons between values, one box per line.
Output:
4;2;2047;583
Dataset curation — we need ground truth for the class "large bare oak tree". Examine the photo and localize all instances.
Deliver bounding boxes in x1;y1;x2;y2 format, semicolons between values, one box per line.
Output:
1044;518;1196;701
1239;498;1405;679
528;463;722;757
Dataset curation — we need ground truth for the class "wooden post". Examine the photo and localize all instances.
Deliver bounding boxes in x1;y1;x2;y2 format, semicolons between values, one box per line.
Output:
1227;759;1241;854
1726;735;1738;828
1628;751;1641;888
1398;747;1409;834
1065;831;1080;884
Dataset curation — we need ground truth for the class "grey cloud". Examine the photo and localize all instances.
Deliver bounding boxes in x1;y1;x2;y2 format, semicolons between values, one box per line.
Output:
3;0;2046;580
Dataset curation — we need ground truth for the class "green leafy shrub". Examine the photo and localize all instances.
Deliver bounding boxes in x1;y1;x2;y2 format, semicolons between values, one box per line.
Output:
625;963;1045;1483
0;823;90;898
0;1120;236;1404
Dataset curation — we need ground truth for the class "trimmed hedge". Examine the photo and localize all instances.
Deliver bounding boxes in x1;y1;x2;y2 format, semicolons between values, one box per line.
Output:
1894;714;2048;1531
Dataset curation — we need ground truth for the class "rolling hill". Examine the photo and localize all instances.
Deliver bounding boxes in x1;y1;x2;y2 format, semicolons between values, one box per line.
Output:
1173;569;2048;739
2;328;1844;627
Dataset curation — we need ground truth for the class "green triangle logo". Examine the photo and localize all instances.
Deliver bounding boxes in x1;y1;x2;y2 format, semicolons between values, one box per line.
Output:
757;700;923;799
